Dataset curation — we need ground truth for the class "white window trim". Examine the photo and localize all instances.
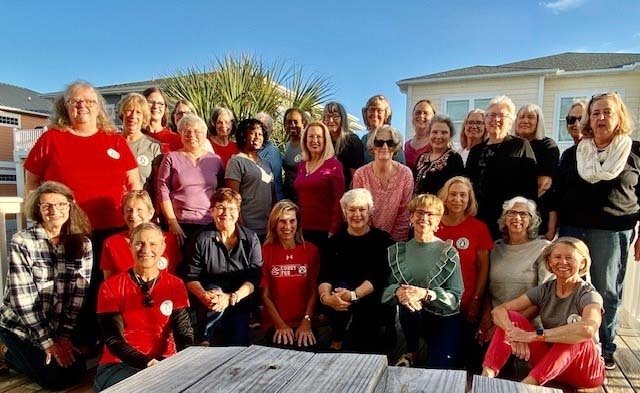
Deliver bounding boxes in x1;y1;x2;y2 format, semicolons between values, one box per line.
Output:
0;111;20;128
552;89;626;150
0;161;17;185
441;94;496;115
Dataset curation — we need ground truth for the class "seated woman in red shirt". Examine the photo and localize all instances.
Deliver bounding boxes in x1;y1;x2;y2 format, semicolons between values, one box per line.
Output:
94;223;193;391
261;200;320;349
100;190;181;278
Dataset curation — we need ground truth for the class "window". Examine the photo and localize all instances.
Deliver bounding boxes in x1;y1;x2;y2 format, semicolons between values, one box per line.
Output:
444;97;491;131
0;112;20;128
106;104;116;120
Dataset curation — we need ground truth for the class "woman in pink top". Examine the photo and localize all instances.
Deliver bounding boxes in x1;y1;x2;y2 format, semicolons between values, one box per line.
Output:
293;121;345;258
353;125;413;241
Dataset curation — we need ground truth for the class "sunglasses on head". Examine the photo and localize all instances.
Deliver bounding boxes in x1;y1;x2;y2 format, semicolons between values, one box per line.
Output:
565;116;581;125
373;139;398;148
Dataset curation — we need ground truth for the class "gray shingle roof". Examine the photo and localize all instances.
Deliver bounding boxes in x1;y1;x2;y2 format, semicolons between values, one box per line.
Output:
398;52;640;84
0;82;51;114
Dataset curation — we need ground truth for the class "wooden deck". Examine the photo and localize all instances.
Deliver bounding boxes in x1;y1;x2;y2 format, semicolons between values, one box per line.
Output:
0;328;637;393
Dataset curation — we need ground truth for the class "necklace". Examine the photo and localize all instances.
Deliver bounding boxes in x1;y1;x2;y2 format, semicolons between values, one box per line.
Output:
130;270;159;307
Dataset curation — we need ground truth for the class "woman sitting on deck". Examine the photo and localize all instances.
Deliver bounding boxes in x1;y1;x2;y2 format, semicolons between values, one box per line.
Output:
482;237;605;389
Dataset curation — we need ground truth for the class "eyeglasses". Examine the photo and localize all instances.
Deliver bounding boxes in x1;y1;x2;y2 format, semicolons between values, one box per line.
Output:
486;112;512;120
212;205;239;212
147;100;165;107
505;210;531;219
175;111;192;117
565;116;581;125
323;114;341;122
413;210;441;218
39;202;71;211
466;120;484;127
180;129;205;136
67;98;98;108
373;139;398;148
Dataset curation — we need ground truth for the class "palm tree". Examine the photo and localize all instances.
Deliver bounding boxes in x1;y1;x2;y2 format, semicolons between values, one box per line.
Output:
162;54;333;151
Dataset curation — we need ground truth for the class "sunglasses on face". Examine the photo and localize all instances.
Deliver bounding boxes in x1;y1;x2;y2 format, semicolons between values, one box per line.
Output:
373;139;398;148
565;116;581;125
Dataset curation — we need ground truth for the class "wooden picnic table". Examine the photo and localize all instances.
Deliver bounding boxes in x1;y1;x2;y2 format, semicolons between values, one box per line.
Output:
102;345;563;393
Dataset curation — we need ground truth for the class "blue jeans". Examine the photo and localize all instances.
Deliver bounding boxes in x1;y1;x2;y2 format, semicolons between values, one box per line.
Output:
559;225;633;355
398;307;461;368
94;363;140;392
0;329;86;390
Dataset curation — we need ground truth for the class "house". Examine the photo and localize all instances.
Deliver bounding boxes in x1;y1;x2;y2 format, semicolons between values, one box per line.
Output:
0;82;51;197
397;52;640;150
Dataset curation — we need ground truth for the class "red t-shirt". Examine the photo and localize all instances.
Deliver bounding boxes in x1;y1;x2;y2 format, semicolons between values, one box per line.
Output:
210;139;240;169
97;272;189;365
100;231;182;275
24;128;138;230
436;216;493;309
260;242;320;330
145;127;183;152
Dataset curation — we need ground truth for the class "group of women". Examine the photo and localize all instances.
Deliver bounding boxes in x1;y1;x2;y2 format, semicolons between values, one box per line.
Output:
0;80;635;391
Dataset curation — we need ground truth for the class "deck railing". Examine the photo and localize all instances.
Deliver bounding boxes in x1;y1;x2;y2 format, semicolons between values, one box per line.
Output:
0;197;23;291
13;127;46;157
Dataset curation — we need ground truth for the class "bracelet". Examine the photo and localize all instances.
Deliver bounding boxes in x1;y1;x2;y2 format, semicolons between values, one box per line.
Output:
303;314;312;322
535;329;545;342
422;290;431;303
230;292;239;306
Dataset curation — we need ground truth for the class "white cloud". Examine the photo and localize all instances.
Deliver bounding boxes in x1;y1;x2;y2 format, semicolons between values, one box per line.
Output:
540;0;585;14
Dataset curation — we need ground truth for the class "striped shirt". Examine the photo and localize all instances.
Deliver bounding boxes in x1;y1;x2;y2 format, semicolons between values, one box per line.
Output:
0;225;92;349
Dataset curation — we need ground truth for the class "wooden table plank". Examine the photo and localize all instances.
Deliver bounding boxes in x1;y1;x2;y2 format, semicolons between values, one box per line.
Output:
609;336;640;393
378;367;466;392
103;346;244;393
278;352;387;393
185;345;315;393
472;375;563;393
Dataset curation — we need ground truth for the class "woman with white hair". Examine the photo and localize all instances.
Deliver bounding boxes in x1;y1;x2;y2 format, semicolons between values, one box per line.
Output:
466;96;537;239
477;196;553;345
318;188;394;353
513;104;560;240
353;125;413;242
157;114;224;247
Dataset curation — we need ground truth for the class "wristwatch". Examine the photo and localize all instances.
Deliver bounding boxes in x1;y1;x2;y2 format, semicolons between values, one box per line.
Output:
535;329;545;342
229;292;239;306
350;290;358;302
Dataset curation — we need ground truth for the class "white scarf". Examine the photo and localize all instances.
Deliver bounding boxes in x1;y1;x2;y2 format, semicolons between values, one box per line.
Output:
576;135;632;184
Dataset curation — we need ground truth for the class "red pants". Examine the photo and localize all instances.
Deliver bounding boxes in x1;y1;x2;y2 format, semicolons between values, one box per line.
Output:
482;311;605;388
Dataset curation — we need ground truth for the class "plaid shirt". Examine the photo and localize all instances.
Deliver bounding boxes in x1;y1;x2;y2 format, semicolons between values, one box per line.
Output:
0;224;92;349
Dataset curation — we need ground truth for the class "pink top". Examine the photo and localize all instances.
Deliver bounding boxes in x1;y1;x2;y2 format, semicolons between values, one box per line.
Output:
404;140;431;172
352;162;413;241
293;157;345;234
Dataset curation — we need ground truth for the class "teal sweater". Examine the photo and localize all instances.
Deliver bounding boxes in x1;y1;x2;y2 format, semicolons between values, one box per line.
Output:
382;238;463;316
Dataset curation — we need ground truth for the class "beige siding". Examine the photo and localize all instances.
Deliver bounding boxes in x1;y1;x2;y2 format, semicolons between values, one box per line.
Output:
406;76;541;137
404;70;640;144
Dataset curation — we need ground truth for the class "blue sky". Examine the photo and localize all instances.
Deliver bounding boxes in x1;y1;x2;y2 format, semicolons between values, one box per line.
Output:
2;0;638;128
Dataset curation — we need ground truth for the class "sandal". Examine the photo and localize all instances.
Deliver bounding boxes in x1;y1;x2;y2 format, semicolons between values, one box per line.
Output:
395;354;414;368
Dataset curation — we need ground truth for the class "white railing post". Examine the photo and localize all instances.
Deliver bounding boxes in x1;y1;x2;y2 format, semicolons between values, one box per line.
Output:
0;197;23;294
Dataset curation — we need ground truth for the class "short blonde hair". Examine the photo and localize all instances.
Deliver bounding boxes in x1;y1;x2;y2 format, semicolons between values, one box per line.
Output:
541;236;591;276
365;125;402;154
408;194;444;216
117;93;151;130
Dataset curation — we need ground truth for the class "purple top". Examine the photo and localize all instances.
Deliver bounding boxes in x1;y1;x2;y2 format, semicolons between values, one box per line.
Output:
157;151;224;224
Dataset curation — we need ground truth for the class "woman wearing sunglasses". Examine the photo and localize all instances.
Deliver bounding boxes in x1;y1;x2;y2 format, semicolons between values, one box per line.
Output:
414;115;464;196
564;100;586;145
353;125;413;242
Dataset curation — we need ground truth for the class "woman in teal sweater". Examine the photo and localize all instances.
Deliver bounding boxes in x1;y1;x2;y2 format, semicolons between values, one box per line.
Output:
383;194;463;368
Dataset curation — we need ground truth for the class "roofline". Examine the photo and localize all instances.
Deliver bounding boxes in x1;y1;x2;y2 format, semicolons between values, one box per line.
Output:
397;69;558;92
0;105;49;117
553;62;640;77
397;62;640;93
